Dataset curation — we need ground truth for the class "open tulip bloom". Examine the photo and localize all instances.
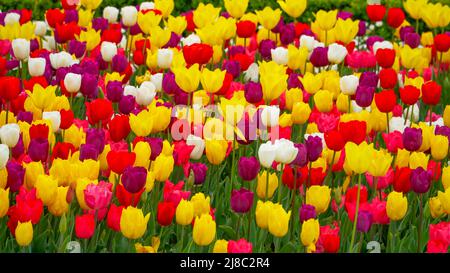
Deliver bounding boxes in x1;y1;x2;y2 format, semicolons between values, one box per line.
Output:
0;0;449;255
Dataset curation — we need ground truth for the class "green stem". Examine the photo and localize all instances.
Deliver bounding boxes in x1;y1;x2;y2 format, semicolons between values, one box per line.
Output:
349;173;362;253
417;194;423;253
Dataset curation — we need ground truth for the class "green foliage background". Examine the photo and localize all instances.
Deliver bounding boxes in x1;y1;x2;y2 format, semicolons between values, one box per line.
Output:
1;0;450;23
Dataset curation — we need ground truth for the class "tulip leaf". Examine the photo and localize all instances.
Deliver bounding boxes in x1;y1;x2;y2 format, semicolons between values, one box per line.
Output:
218;225;236;240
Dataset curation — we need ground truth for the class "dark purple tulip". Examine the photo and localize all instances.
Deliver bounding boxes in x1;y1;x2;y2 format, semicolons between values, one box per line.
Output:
92;17;109;32
292;143;308;167
119;95;136;115
238;156;260;181
299;204;316;222
411;167;432;194
112;54;128;73
366;36;384;49
121;166;147;193
0;13;6;26
55;68;69;85
337;11;353;20
6;60;19;70
79;144;99;161
11;135;24;160
357;210;373;233
230;188;254;213
272;18;285;34
221;11;231;18
85;128;105;154
80;73;99;99
64;9;78;23
359;71;379;88
68;40;86;58
162;71;182;95
6;161;25;192
174;90;189;105
399;26;415;41
244;82;263;103
310;47;329;67
288;73;303;89
357;21;367;36
402;127;422;152
16;111;33;124
69;64;83;75
280;24;295;45
305;136;323;162
228;45;245;57
259;39;276;60
130;23;142;35
222;60;240;79
404;33;420;49
190;163;208;185
435;125;450;142
147;137;163;160
355;85;375;108
106;80;124;102
28;138;49;162
163;32;181;48
30;39;39;53
80;59;99;75
236;113;257;145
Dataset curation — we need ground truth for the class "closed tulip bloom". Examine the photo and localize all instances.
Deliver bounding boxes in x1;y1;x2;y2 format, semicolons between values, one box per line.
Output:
375;89;397;113
0;188;9;218
64;73;82;93
356;210;372;233
429;196;444;218
314;90;333;113
191;192;211;217
193;214;216;246
35;174;58;206
176;199;194;226
244;82;263;103
120;206;150;239
256;171;279;199
274;139;298;164
328;43;348;64
100;42;117;62
28;58;46;77
344;142;373;174
431;135;448;161
103;6;119;23
422;81;442;106
316;10;338;31
268;203;291;237
12;38;30;60
278;0;307;18
238;156;260;181
15;221;33;247
438;188;450;214
301;218;320;252
410;167;432;194
256;7;282;30
306;135;323;162
0;144;9;169
121;166;147;194
48;186;70;217
231;188;254;213
157;201;176;226
402;127;422;152
213;239;229;253
0;123;20;147
172;63;201;93
299;204;317;223
306;185;331;214
258;141;277;168
310;47;329;67
205;139;228;165
355;85;374;108
340;75;359;95
121;6;138;27
271;47;288;65
260;106;280;127
153;153;174;182
224;0;248;18
156;48;173;69
75;214;96;239
255;200;274;229
201;68;226;94
369;150;393;177
292;143;308;167
386;191;408;221
291;102;311;124
28;138;49;163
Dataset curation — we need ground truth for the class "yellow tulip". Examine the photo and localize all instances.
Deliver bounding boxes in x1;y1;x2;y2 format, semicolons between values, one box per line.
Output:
438;188;450;214
285;88;303;111
155;0;174;18
135;237;160;253
196;23;223;46
300;218;320;253
35;175;58;206
215;17;237;41
15;221;33;247
306;185;331;214
224;0;248;18
344;142;373;174
0;188;9;218
314;90;333;113
205;139;228;165
167;16;187;35
173;63;201;93
256;7;282;30
431;135;448;161
336;93;349;113
138;11;162;35
133;141;152;169
193;214;216;246
268;203;291;237
443;166;450;190
176;199;194;226
287;45;308;71
444;105;450;127
151;106;172;133
213;239;229;253
26;84;57;111
334;18;359;45
368;150;393;177
408;152;429;170
277;0;307;19
64;124;85;149
429;196;444;219
130;110;153;137
421;3;450;29
152;153;174;182
149;26;171;49
259;63;288;102
395;149;410;168
300;72;323;94
24;161;45;189
201;68;226;94
191;192;211;217
78;9;93;28
403;0;428;20
315;10;338;31
120;206;150;239
256;171;279;199
291;102;311;125
193;3;221;29
255;200;274;229
386;191;408;221
48;186;70;217
80;0;102;10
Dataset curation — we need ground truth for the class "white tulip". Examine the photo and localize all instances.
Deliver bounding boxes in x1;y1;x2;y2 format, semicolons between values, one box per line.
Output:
351;100;370;113
101;41;117;62
136;81;156;106
140;2;156;11
103;6;119;23
328;43;348;64
157;48;173;69
244;63;259;83
49;52;75;69
300;35;316;52
0;144;9;169
181;34;201;46
404;104;419;123
389;117;408;133
0;124;20;148
151;73;163;91
340;75;359;95
121;6;138;27
28;57;46;77
34;21;47;37
274;138;298;164
4;13;20;26
124;85;138;97
12;38;30;61
271;47;288;65
42;111;61;133
43;36;56;51
260;106;280;128
64;73;82;93
432;118;444;128
258;141;278;168
186;134;205;160
372;41;393;55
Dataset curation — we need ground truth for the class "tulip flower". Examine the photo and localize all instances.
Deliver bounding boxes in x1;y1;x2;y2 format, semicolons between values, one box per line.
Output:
157;201;176;226
15;221;33;247
224;0;249;18
256;7;282;31
0;188;9;218
301;218;320;253
193;214;216;246
230;188;254;213
386;191;408;221
176;199;194;226
315;10;338;31
267;203;291;237
75;214;96;239
256;170;279;200
120;206;150;239
277;0;307;19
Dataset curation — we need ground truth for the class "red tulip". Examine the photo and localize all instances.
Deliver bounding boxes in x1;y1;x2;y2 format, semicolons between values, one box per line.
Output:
375;48;395;68
0;56;7;76
216;72;233;95
375;89;397;113
281;164;302;190
422;81;442;106
29;124;49;140
366;4;386;22
399;85;420;105
184;11;196;32
108;115;131;142
106;204;124;232
61;0;77;10
60;109;74;130
75;214;96;239
434;34;450;52
0;76;21;101
19;9;33;25
86;98;114;126
45;8;65;29
339;120;367;145
386;8;405;29
230;53;253;71
51;142;76;160
183;43;213;66
324;130;345;151
157;201;176;226
55;22;81;44
236;20;256;38
379;68;397;89
115;183;145;207
107;150;136;174
393;167;411;193
173;140;195;166
7;188;44;235
310;168;326;186
24;76;48;91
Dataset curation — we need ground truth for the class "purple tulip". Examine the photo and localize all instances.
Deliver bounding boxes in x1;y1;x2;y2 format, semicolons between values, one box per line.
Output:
80;73;99;99
244;82;263;103
16;111;33;124
11;135;24;160
174;90;189;105
147;138;163;160
222;60;241;79
230;188;254;213
30;39;39;53
272;18;285;34
64;9;78;23
238;156;260;181
6;60;19;70
411;167;432;194
162;71;183;95
130;23;143;35
357;210;373;233
121;166;147;193
292;143;308;167
357;21;367;36
305;136;323;162
435;125;450;142
355;85;375;108
119;95;136;115
366;36;384;49
288;73;304;89
106;81;124;102
280;24;295;45
338;11;353;20
28;138;49;162
299;204;317;222
404;33;420;49
79;144;99;161
68;40;86;58
163;32;181;48
81;59;99;75
190;163;208;185
310;47;329;67
228;45;246;57
85;128;105;154
359;71;379;88
112;54;128;73
259;39;276;60
399;26;415;41
6;161;25;192
402;127;422;152
92;17;109;32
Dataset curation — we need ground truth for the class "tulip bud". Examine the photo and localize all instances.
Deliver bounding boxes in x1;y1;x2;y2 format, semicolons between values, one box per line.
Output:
59;213;68;234
42;111;62;133
103;6;119;23
386;191;408;221
136;81;156;106
0;123;20;148
15;221;33;247
4;13;20;26
34;21;47;37
12;38;30;61
270;47;288;65
328;43;348;64
64;73;82;93
340;75;359;95
28;57;46;77
101;41;118;62
157;48;173;69
121;6;138;27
